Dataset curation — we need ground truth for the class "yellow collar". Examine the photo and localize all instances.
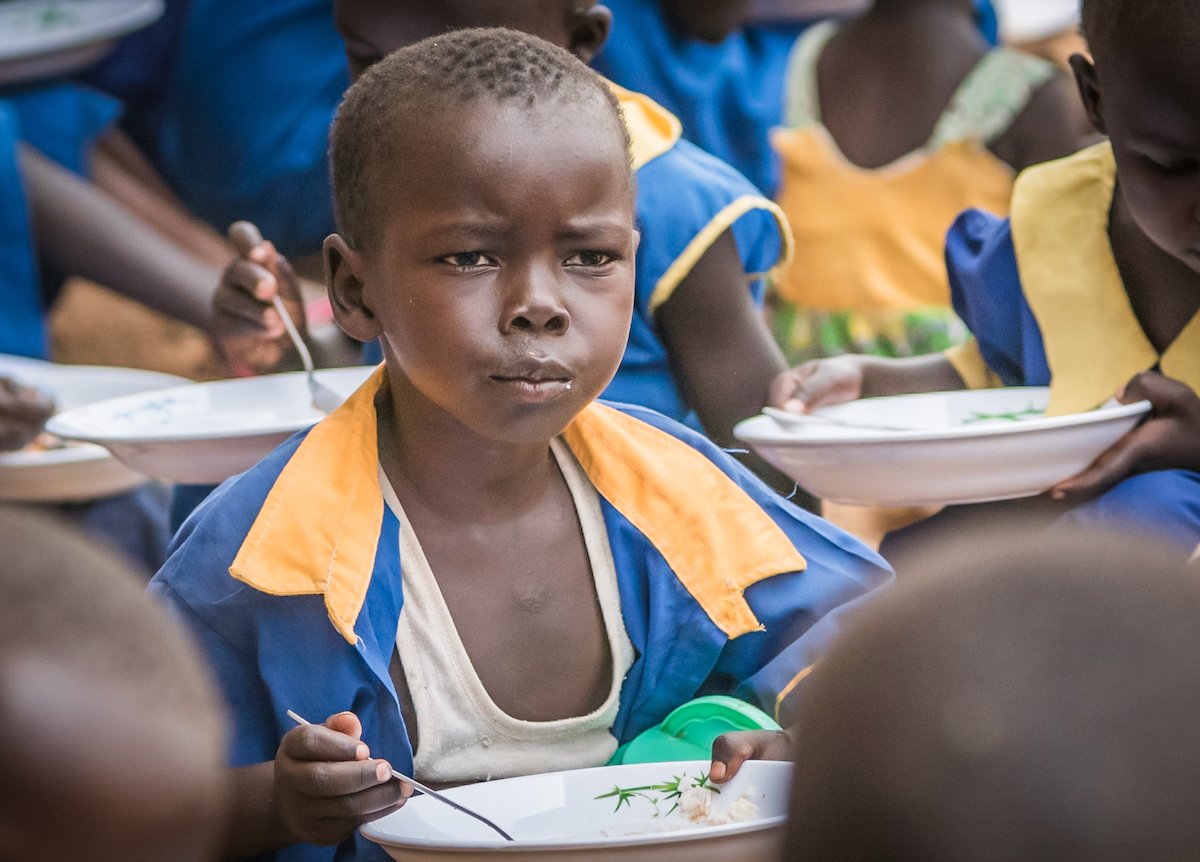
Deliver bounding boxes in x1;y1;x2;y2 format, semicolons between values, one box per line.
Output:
605;79;682;170
1010;142;1200;416
230;368;806;643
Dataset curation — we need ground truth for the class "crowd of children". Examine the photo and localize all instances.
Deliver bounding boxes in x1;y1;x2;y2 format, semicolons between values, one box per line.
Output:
3;0;1199;858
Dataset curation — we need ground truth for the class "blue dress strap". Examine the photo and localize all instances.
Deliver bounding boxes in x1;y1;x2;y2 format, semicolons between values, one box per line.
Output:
945;208;1050;386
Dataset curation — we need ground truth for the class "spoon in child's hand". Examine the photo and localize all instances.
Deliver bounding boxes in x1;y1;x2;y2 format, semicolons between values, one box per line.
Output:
286;710;515;841
270;297;344;414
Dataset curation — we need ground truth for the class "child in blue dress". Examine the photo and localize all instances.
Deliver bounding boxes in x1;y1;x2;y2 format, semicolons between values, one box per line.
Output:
778;0;1200;557
151;29;891;861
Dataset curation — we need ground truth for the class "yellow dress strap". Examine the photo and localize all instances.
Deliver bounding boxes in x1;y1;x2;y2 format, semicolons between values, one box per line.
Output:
1010;142;1200;415
605;80;681;170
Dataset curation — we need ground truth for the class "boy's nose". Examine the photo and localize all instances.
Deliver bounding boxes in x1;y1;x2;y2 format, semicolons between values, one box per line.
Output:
501;274;570;335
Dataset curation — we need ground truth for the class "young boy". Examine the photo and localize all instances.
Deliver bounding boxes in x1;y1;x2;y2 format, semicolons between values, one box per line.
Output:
784;529;1200;859
778;0;1200;554
152;29;892;861
0;507;228;862
212;0;806;494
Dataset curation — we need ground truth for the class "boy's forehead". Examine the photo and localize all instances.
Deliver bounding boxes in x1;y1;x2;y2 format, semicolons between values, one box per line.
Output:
335;0;596;52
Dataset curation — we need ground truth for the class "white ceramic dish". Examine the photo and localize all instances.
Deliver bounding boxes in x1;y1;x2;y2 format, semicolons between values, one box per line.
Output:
0;355;186;502
0;0;163;86
362;760;791;862
735;387;1151;507
46;366;377;484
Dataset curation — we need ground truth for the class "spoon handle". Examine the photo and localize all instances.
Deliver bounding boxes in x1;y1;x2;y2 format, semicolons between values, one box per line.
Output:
285;710;514;842
271;296;315;375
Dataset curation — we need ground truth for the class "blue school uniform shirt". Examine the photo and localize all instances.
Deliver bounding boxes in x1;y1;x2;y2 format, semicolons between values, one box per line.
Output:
151;367;891;862
592;0;998;198
360;86;791;431
155;0;348;257
0;84;121;358
943;142;1200;552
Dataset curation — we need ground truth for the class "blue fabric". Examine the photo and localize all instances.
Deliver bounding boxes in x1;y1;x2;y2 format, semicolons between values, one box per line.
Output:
592;0;997;197
155;0;348;257
943;208;1200;552
151;401;891;862
0;85;121;358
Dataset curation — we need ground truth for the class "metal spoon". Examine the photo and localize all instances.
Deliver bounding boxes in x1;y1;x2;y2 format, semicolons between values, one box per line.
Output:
286;710;515;842
763;406;916;433
271;297;345;414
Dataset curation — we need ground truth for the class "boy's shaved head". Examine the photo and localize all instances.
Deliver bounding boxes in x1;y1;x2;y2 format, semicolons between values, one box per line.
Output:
0;508;227;862
329;27;632;251
1082;0;1200;57
785;529;1200;861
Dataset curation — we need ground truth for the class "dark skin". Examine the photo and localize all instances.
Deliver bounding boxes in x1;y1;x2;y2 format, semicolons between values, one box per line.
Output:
0;378;54;453
780;32;1200;503
814;0;1082;173
211;0;800;494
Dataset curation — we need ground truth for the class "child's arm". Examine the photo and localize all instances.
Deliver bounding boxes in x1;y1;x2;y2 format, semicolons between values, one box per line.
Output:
20;145;220;330
709;729;794;784
768;353;968;414
222;711;408;859
212;221;362;374
1049;371;1200;502
0;377;54;452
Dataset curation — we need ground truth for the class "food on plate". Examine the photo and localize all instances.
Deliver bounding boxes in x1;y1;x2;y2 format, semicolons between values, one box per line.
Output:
597;771;762;836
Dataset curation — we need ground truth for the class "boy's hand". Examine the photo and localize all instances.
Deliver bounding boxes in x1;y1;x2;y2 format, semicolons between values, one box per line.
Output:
769;357;865;414
1050;371;1200;502
709;729;793;784
211;221;307;375
0;377;55;452
274;711;410;847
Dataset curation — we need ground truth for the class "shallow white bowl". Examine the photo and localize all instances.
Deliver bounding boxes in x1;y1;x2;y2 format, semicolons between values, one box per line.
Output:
0;355;187;502
734;387;1151;507
45;366;377;485
361;760;791;862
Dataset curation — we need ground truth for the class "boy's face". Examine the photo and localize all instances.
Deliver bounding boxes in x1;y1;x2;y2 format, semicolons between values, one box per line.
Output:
1075;37;1200;274
327;98;636;445
334;0;608;79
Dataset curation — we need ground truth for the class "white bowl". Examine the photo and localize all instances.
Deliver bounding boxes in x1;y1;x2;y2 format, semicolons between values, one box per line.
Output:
361;760;791;862
0;355;187;502
734;387;1151;507
45;366;377;485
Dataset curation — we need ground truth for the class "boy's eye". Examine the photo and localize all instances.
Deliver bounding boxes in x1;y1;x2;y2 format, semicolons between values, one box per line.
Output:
566;251;613;268
440;252;494;269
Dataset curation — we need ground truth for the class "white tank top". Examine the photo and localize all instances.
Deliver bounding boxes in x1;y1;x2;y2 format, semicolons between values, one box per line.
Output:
381;439;636;785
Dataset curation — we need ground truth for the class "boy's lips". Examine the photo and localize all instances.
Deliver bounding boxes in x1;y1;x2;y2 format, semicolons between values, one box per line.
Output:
490;357;575;402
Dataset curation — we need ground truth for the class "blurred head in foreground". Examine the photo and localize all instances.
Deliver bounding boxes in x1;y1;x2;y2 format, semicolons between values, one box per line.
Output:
784;529;1200;861
0;508;227;862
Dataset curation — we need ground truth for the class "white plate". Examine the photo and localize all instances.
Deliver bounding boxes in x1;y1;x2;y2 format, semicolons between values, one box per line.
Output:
46;366;378;485
361;760;791;862
0;0;162;86
0;355;186;502
735;387;1151;507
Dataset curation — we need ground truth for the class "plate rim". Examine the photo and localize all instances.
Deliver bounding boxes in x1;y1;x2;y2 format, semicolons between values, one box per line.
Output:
0;0;163;61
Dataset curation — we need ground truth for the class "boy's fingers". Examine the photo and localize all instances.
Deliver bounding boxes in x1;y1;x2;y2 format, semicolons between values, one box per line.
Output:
228;220;266;256
709;733;756;784
281;723;368;763
1120;370;1196;412
325;711;364;742
287;757;395;801
222;259;276;301
1051;430;1142;501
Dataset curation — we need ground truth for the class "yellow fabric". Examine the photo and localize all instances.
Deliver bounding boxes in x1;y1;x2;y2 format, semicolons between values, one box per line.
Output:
606;80;681;171
648;195;795;312
229;365;387;644
774;663;815;723
1010;142;1200;416
231;372;807;643
772;126;1014;311
563;403;807;639
944;338;1004;390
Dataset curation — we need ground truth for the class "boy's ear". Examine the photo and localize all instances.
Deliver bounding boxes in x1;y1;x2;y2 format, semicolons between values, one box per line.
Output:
1069;53;1107;137
324;234;382;343
569;4;612;64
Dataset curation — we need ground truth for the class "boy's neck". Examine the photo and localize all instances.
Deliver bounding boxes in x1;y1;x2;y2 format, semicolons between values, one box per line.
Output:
1109;182;1200;353
374;377;564;523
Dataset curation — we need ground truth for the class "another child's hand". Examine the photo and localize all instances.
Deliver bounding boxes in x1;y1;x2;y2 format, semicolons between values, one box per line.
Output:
0;377;55;452
708;729;793;784
274;711;410;847
211;220;307;375
769;357;865;414
1050;371;1200;502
